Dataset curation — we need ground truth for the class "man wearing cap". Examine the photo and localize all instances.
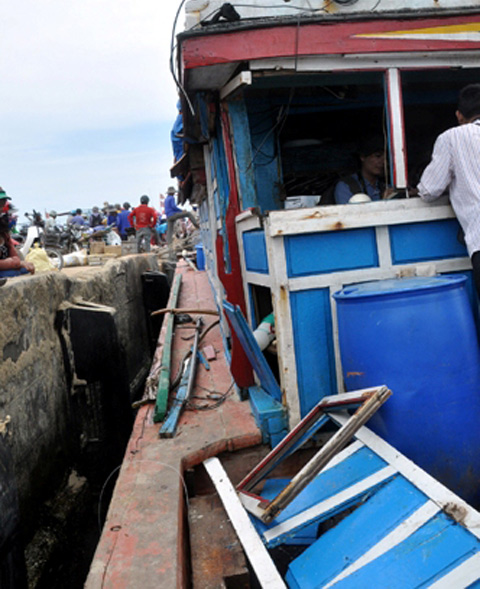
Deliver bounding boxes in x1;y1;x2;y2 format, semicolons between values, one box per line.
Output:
164;187;199;256
334;137;391;204
128;195;157;252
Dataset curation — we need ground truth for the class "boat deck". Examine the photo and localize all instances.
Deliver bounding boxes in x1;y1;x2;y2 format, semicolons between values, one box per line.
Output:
84;260;262;588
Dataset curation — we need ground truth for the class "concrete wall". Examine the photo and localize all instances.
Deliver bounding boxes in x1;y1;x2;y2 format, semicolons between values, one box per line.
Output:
0;255;160;536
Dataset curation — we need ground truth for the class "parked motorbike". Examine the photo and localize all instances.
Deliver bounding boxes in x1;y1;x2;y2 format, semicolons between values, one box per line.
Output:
45;223;86;254
16;211;64;269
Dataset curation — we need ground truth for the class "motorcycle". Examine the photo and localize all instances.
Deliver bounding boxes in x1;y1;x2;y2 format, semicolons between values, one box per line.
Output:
16;211;64;269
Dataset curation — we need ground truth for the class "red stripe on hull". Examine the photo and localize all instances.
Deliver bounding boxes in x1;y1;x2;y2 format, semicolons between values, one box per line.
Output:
182;14;480;69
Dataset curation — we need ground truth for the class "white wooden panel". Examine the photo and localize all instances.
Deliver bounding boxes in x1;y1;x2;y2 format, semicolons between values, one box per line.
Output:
204;457;287;589
376;225;393;270
429;552;480;588
386;68;407;188
265;223;301;425
266;198;454;238
250;51;480;73
287;257;472;292
332;413;480;539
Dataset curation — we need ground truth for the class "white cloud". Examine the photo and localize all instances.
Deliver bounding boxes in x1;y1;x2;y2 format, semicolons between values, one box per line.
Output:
0;0;185;215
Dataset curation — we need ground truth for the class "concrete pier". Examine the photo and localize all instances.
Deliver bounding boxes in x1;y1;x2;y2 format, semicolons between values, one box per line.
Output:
0;255;160;539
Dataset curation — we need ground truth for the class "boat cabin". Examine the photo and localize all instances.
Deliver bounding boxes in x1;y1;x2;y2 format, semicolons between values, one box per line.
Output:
176;1;480;428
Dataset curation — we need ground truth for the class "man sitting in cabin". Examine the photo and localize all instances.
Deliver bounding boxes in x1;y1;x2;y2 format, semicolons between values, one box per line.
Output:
418;83;480;296
334;136;393;204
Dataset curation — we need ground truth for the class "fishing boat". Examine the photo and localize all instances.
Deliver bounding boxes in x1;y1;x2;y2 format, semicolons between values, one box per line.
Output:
85;2;480;586
169;0;480;585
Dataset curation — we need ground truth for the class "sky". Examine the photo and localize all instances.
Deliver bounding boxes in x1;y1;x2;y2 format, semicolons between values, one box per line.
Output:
1;0;184;219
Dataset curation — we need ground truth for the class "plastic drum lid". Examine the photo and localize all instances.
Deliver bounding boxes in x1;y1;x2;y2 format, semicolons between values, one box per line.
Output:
333;274;467;300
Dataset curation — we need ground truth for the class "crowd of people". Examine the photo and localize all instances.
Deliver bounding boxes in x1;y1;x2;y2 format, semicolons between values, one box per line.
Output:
0;186;200;281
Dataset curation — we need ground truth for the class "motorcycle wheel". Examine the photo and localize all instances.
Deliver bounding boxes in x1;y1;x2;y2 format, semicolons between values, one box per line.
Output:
45;248;64;270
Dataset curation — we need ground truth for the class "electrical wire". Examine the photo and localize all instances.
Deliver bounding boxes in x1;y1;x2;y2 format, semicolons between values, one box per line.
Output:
170;0;195;115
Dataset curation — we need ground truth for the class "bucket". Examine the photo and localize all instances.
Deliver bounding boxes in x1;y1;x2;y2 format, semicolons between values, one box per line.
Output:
195;243;205;271
333;275;480;506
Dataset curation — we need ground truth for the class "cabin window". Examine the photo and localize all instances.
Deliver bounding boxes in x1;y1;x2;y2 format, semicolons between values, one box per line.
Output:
401;67;480;187
245;71;388;207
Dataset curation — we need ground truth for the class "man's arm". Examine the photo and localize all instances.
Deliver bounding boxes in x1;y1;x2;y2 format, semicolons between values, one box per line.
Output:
417;133;453;202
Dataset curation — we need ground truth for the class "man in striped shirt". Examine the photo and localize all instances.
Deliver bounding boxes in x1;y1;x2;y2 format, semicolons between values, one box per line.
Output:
418;84;480;295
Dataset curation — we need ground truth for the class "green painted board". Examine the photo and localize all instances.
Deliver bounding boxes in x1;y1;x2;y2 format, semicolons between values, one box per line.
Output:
153;273;182;422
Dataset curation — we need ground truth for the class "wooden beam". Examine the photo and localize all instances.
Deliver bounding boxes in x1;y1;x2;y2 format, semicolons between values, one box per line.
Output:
204;457;286;589
260;386;392;523
153;274;182;423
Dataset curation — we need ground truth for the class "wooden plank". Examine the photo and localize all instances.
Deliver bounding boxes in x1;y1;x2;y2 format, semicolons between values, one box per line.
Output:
240;442;379;520
429;552;480;588
237;388;382;494
189;494;249;589
159;318;201;437
266;197;455;238
286;475;430;587
332;412;480;538
260;386;392;523
323;501;440;588
158;358;192;438
263;466;396;547
203;457;286;589
250;50;480;76
153;274;182;422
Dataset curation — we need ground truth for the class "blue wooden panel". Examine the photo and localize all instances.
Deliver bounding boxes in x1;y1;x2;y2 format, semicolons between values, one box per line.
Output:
332;513;480;588
223;302;282;402
290;289;337;415
254;446;388;543
247;104;283;213
285;229;379;278
228;99;258;210
286;476;429;588
390;219;467;264
249;386;288;445
243;229;269;273
258;479;318;546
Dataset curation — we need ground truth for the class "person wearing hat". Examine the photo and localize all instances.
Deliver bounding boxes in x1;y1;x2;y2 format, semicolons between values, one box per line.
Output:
164;186;199;255
45;210;58;232
128;195;157;252
89;206;104;228
0;210;35;278
334;136;393;204
0;187;12;214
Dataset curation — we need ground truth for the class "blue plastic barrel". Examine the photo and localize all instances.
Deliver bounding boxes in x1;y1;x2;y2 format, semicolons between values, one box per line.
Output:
333;275;480;506
195;243;205;271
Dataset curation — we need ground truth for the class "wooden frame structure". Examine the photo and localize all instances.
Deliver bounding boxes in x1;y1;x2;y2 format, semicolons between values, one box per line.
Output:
236;386;391;523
